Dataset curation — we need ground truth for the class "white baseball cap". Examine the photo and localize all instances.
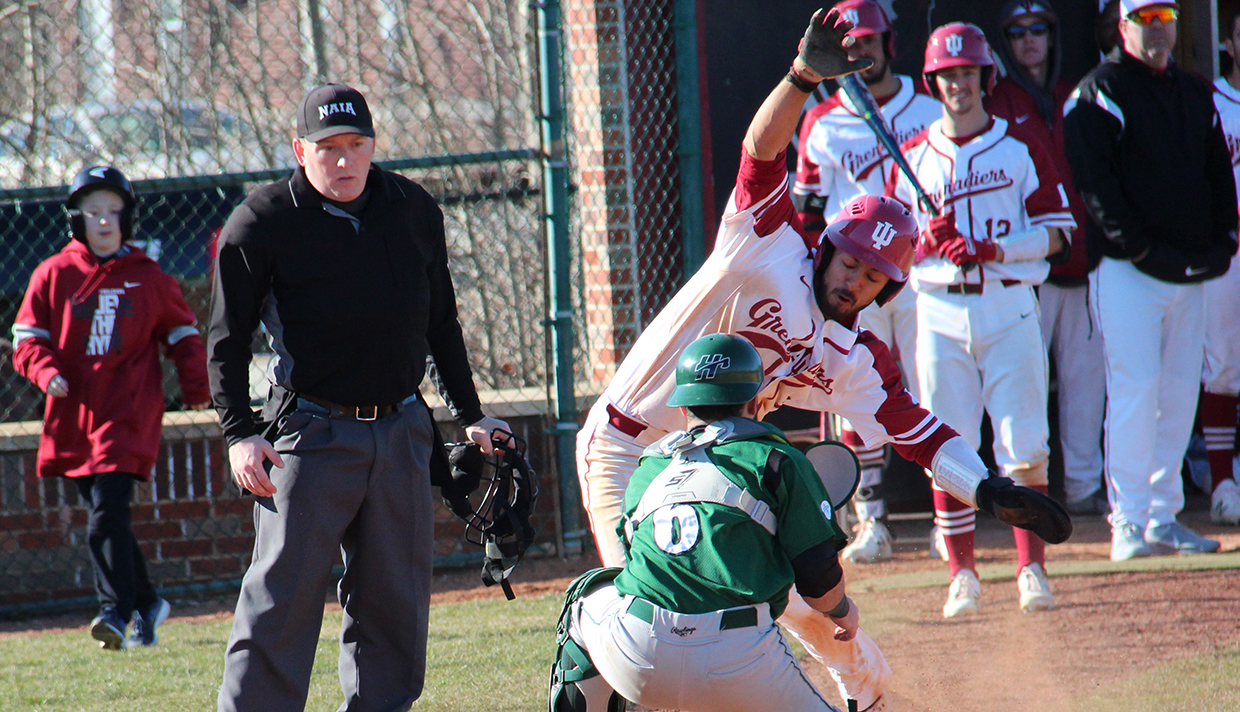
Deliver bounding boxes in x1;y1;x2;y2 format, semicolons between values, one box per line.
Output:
1118;0;1178;16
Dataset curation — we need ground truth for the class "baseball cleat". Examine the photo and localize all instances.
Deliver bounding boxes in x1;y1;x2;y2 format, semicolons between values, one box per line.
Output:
1110;521;1155;561
942;568;980;618
841;518;892;563
1144;521;1221;555
1017;563;1054;612
126;597;171;648
928;524;950;561
1210;479;1240;526
90;607;127;651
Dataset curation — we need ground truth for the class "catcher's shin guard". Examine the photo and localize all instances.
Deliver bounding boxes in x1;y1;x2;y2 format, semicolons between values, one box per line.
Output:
549;568;628;712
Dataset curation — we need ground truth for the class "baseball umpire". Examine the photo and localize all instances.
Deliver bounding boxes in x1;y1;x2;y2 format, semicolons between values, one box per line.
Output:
209;83;510;712
575;8;1070;710
551;333;858;712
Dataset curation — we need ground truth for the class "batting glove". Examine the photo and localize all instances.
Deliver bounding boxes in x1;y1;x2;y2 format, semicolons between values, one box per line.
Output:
797;8;873;80
940;237;997;266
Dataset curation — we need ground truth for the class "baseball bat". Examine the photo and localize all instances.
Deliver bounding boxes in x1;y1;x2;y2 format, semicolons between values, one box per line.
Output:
838;73;978;268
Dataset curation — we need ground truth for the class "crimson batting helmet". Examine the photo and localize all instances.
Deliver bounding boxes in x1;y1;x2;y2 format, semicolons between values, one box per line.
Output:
814;194;917;306
66;165;137;244
922;22;996;99
832;0;896;57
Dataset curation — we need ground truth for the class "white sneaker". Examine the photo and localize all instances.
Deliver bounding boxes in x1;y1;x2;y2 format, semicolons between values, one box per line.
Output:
943;568;980;618
841;518;893;563
1017;563;1054;612
1210;478;1240;526
929;524;949;561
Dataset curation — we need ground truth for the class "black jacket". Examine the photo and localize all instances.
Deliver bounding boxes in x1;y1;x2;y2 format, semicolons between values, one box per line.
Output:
1064;48;1237;283
208;165;484;444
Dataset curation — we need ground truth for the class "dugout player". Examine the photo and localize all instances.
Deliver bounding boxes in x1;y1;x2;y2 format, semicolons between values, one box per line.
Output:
552;334;860;712
1064;0;1235;561
209;84;510;712
793;0;943;564
885;22;1074;617
988;1;1108;518
575;10;1070;707
1200;7;1240;526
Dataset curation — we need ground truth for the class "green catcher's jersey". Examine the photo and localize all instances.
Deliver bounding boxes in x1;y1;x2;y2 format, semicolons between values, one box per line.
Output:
614;417;847;618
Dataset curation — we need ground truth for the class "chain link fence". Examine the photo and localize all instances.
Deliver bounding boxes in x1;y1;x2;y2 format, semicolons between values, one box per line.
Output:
0;0;572;614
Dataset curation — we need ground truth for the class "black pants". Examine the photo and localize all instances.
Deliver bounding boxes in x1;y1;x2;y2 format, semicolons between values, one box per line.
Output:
74;472;157;622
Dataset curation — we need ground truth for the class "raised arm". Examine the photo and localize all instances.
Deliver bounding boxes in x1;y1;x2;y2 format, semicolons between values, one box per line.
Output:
744;8;871;161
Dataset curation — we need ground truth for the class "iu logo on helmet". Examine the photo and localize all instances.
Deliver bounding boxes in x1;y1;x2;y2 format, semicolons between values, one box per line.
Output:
871;221;897;249
946;34;964;57
842;9;860;26
694;354;731;381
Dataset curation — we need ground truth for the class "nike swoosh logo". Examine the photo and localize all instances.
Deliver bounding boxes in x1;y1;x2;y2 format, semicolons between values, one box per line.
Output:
124;281;141;288
1185;266;1209;277
1015;115;1030;123
1020;311;1035;320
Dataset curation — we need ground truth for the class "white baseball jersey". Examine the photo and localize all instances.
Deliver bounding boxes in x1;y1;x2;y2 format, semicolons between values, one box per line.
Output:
795;76;941;221
600;149;955;456
1204;78;1240;396
885;117;1076;290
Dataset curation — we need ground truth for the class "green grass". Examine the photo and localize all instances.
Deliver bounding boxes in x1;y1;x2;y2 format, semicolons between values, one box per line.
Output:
1;584;1237;712
0;594;561;712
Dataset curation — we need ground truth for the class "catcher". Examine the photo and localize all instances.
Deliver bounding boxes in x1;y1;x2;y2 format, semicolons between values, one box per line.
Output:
551;334;858;712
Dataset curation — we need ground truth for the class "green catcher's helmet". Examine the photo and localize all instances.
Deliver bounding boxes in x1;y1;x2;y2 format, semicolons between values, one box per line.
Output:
666;333;764;408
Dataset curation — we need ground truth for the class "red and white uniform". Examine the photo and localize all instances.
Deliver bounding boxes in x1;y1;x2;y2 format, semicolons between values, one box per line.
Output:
885;116;1074;479
575;148;962;710
12;241;209;479
1206;77;1240;400
795;77;941;476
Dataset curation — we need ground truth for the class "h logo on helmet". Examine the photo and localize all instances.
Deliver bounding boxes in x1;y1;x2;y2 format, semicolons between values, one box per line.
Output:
946;33;964;56
871;221;897;249
694;354;731;381
842;8;859;26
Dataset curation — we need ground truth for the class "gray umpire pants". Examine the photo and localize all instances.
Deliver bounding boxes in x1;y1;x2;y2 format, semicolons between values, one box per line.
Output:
217;402;435;712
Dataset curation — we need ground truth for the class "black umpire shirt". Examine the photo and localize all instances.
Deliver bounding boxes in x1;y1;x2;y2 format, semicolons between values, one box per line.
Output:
208;165;484;445
1064;47;1238;283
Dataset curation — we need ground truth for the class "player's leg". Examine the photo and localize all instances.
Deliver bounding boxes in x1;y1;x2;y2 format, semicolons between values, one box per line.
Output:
1090;260;1164;560
1144;281;1219;554
1201;253;1240;525
975;285;1054;612
916;291;984;617
837;420;890;563
335;407;437;712
778;591;890;711
1041;283;1107;513
575;402;646;567
218;412;368;712
76;473;138;649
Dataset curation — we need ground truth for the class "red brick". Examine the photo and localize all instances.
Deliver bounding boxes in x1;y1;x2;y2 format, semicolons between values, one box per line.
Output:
0;590;48;606
162;538;212;558
191;557;243;577
213;498;253;516
18;532;63;550
132;521;182;540
215;535;254;555
0;513;42;530
159;500;211;519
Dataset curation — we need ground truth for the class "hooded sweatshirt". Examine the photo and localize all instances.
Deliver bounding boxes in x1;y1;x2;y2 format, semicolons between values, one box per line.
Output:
986;0;1091;283
12;240;209;479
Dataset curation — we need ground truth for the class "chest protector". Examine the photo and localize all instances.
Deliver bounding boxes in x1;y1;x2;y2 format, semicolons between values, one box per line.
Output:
622;417;785;545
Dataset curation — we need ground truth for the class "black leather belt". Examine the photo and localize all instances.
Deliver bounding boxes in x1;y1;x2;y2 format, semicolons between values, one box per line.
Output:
626;597;758;630
946;278;1022;295
297;394;403;421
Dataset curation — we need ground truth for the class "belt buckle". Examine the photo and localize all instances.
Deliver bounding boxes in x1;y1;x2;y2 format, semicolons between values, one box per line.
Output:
356;405;379;421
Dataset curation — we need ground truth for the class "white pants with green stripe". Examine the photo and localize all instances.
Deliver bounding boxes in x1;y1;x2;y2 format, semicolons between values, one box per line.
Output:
573;583;840;712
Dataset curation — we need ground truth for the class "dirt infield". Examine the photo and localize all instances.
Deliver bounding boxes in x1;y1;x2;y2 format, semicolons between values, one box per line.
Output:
442;499;1240;712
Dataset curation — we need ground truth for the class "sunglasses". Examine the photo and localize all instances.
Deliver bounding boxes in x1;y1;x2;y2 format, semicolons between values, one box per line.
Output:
1006;22;1049;40
1127;6;1179;25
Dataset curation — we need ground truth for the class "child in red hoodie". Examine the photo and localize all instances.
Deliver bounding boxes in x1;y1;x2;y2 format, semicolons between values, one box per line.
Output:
11;165;210;650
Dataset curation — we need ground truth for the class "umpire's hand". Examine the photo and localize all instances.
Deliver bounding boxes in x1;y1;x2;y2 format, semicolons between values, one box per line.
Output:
229;435;284;497
466;415;513;454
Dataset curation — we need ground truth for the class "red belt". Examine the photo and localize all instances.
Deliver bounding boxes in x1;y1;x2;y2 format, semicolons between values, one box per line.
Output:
606;403;648;438
946;279;1021;295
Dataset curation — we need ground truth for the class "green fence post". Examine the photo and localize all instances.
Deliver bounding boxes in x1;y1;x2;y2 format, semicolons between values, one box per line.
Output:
675;0;706;278
537;0;585;555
